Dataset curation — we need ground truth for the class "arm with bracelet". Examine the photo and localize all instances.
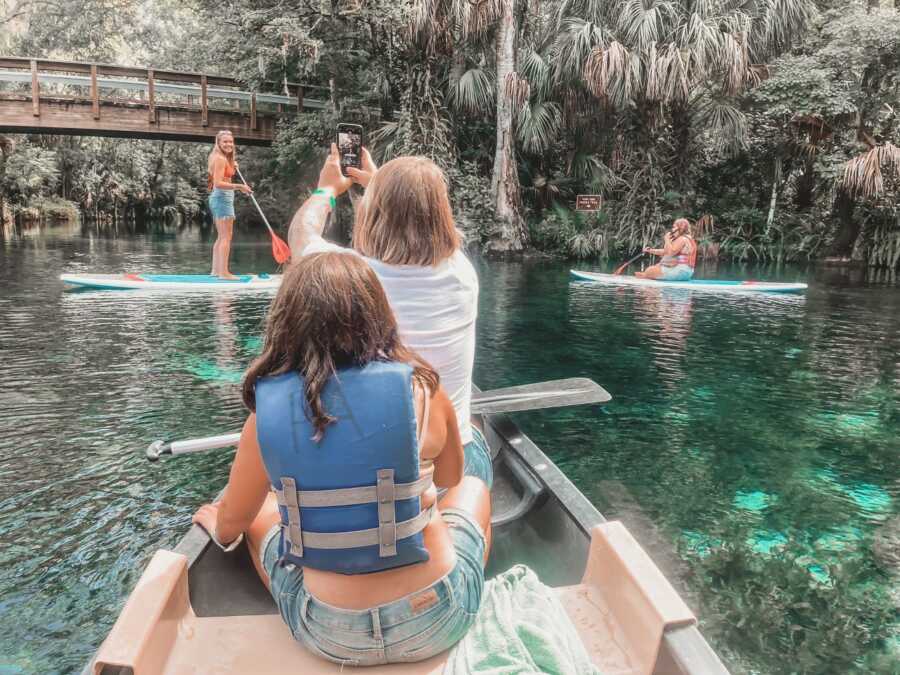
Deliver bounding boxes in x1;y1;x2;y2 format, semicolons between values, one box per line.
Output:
287;143;353;259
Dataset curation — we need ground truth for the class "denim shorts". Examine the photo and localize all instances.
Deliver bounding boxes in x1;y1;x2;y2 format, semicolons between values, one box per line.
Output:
659;264;694;281
208;188;235;220
261;428;493;666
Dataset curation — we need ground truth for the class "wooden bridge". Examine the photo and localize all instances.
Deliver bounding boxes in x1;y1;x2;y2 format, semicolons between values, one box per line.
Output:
0;57;331;146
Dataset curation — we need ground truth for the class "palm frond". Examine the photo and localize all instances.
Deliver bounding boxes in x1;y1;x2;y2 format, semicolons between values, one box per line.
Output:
841;143;900;199
517;100;562;153
756;0;817;60
520;48;552;101
552;17;607;83
460;0;504;39
721;31;750;96
617;0;679;51
697;101;749;155
647;42;690;103
505;72;532;113
676;11;721;73
450;67;495;116
584;41;632;107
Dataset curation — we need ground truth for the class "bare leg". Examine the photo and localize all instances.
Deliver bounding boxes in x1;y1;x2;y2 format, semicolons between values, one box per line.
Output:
247;491;281;591
635;263;663;279
213;217;237;279
439;476;492;565
211;217;225;275
220;217;236;278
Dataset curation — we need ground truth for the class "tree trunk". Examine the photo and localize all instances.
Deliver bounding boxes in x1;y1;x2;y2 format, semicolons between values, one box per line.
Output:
795;160;815;208
766;157;781;231
489;0;527;253
829;190;861;257
867;0;879;10
449;49;465;104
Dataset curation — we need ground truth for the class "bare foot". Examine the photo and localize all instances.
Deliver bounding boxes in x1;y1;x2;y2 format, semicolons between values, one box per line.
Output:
217;273;239;280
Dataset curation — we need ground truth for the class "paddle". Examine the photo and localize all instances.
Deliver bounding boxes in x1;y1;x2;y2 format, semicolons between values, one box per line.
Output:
613;251;645;275
146;378;611;460
234;167;292;265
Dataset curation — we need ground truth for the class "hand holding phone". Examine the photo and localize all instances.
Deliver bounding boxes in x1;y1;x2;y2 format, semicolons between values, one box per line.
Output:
336;123;364;177
346;147;377;187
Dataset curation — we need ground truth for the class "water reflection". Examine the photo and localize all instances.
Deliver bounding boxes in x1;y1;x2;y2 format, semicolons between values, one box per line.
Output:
632;287;693;391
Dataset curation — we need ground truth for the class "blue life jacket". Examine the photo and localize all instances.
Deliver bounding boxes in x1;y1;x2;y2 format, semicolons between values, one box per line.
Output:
255;361;433;574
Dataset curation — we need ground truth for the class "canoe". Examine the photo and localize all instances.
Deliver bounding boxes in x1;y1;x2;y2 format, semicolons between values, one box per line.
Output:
570;270;808;294
60;273;282;291
85;402;730;675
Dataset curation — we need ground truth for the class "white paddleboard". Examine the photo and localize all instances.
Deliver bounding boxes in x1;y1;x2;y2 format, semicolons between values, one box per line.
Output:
60;273;282;291
570;270;808;294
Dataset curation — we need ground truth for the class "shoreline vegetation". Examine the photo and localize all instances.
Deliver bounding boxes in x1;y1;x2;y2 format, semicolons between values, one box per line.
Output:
1;1;899;267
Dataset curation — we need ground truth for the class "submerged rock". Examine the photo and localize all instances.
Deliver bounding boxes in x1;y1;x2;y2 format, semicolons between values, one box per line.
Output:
872;516;900;576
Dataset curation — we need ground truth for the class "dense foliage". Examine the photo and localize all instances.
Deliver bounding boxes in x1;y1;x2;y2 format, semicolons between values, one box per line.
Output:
3;0;899;264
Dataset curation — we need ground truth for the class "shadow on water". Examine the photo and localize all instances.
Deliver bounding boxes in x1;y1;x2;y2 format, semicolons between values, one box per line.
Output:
0;229;898;673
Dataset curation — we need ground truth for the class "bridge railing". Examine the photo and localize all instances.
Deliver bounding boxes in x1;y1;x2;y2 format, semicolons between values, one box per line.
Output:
0;57;330;128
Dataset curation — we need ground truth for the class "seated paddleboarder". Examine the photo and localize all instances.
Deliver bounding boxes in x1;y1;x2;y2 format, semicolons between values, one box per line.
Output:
286;144;490;495
192;252;492;666
208;130;253;279
635;218;697;281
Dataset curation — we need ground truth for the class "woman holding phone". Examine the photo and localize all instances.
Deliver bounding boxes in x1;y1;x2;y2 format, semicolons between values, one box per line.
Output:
208;130;252;279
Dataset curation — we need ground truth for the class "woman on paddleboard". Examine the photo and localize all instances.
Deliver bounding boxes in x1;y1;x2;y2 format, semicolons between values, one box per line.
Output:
635;218;697;281
193;252;491;665
208;130;252;279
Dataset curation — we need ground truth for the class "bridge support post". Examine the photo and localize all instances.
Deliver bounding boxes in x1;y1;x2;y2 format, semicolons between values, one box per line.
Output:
251;93;257;130
91;65;100;120
296;86;304;114
201;74;208;127
148;69;156;123
30;60;39;117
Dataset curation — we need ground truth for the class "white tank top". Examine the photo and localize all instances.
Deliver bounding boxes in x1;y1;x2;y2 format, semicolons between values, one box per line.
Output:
302;238;478;444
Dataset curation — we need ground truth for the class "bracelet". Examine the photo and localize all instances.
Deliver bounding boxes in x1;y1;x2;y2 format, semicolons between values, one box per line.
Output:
196;521;244;553
312;188;336;210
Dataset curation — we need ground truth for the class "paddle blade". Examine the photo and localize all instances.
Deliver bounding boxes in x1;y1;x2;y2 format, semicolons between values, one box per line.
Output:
613;262;629;276
271;233;292;264
471;378;610;415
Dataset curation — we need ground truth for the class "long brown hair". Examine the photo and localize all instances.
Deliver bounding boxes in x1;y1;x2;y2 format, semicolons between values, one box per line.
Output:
207;130;236;190
352;156;461;266
243;252;439;440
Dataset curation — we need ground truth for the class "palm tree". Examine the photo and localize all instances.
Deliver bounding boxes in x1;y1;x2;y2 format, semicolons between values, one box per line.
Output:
491;0;529;251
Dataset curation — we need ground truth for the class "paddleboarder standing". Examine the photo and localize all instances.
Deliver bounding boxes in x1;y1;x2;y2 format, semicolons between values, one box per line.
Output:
208;130;252;279
635;218;697;281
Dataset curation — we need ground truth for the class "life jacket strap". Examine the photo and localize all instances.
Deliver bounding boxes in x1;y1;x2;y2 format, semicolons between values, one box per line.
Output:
280;477;304;557
377;468;398;557
278;503;436;555
274;464;434;509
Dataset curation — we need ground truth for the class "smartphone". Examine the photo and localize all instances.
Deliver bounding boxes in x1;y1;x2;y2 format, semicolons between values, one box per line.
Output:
336;123;364;176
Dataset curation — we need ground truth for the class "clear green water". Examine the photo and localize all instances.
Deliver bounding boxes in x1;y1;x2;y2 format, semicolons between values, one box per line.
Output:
1;221;898;674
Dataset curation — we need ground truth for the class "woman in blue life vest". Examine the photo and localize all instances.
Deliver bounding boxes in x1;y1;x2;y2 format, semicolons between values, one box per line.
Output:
192;251;492;666
635;218;697;281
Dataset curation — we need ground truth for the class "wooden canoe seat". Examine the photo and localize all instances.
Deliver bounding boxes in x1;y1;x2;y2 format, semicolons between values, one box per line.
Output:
92;522;695;675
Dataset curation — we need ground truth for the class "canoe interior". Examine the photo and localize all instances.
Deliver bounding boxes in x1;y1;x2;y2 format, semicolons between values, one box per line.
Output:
90;409;729;675
186;433;592;619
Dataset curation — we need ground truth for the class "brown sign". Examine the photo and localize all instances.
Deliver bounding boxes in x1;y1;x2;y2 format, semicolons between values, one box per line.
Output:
575;194;602;212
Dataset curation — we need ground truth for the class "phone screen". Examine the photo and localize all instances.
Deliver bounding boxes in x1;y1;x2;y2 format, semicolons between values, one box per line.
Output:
337;125;363;174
